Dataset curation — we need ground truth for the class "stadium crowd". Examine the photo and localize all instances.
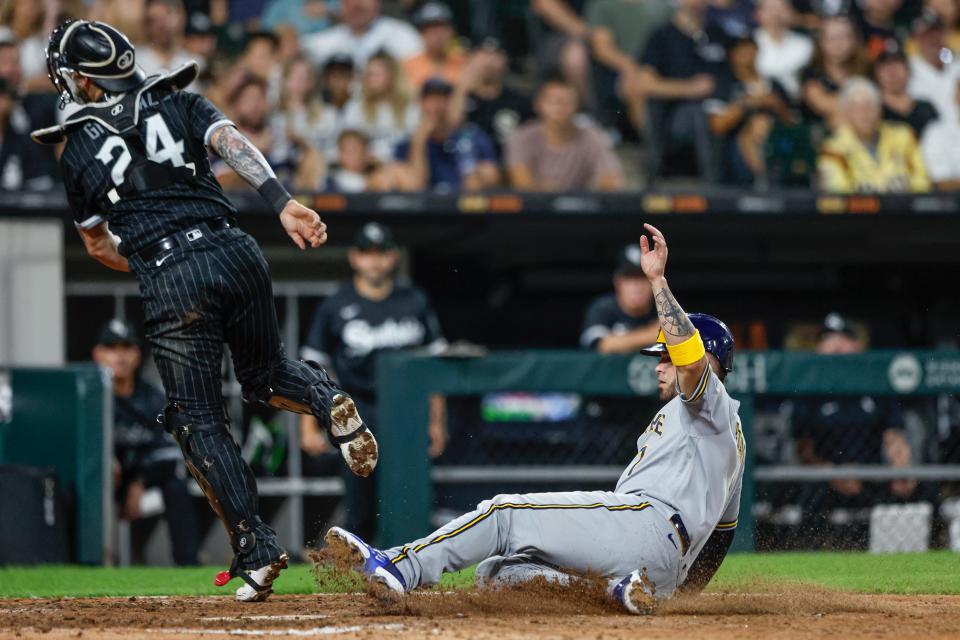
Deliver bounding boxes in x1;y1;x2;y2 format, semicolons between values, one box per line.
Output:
0;0;957;194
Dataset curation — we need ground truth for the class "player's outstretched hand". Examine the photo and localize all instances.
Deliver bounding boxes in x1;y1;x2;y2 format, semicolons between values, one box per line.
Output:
640;223;668;280
279;199;328;250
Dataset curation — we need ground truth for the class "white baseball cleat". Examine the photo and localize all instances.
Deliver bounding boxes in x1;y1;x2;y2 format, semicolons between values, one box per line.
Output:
330;394;378;477
235;554;289;602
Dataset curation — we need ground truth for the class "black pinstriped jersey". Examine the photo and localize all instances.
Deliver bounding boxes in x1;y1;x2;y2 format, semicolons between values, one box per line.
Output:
59;89;237;256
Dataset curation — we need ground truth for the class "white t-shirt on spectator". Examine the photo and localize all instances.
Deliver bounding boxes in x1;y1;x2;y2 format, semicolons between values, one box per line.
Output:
20;35;48;83
301;17;423;69
908;54;960;125
342;98;420;163
921;120;960;183
755;28;813;100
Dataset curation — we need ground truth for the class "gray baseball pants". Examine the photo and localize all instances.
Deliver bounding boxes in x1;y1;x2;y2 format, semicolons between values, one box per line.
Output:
385;490;683;599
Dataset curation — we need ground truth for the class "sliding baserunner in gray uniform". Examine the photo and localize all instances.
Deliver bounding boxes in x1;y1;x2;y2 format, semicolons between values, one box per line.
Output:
327;223;745;613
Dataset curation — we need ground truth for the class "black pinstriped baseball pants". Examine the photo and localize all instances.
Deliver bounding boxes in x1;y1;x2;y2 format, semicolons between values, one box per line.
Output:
130;226;342;569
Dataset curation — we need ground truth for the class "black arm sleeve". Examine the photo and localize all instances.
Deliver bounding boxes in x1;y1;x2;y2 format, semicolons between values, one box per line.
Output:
678;528;735;594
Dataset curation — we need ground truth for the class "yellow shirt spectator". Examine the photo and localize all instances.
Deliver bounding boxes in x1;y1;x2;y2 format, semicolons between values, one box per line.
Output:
818;122;930;193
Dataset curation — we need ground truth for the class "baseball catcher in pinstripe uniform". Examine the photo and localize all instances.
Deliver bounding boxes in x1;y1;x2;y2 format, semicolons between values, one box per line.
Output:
33;20;379;601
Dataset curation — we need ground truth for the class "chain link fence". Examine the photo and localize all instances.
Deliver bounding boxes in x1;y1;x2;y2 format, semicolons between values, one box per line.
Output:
429;386;960;553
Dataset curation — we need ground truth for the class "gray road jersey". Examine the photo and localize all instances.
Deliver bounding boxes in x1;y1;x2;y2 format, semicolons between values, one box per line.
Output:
615;365;745;564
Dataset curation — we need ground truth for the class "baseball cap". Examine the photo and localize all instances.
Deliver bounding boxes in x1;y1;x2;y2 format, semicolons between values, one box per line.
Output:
324;53;355;72
818;312;856;339
352;222;397;250
421;76;453;97
185;11;214;36
413;2;453;29
616;244;644;276
96;319;139;347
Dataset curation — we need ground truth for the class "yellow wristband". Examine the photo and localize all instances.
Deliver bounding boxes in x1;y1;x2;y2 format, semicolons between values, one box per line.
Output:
666;331;706;367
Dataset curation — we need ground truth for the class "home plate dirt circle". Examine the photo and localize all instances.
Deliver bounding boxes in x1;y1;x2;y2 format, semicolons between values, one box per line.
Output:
1;588;959;639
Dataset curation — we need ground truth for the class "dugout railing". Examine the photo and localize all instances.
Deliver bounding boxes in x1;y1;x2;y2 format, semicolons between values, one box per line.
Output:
375;350;960;552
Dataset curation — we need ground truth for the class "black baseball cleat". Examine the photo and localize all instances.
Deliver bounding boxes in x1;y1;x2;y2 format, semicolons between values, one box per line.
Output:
329;394;378;477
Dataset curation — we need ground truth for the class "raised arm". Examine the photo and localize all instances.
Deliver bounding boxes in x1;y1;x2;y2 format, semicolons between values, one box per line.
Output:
639;223;708;398
208;125;327;250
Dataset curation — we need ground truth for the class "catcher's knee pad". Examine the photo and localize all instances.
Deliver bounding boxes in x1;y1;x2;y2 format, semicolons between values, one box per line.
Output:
160;403;261;557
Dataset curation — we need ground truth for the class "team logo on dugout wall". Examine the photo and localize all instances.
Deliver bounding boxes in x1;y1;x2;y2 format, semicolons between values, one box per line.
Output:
888;353;923;394
627;357;658;395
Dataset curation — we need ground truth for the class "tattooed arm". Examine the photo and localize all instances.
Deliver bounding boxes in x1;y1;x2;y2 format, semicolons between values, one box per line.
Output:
208;125;327;250
209;124;276;188
639;223;708;397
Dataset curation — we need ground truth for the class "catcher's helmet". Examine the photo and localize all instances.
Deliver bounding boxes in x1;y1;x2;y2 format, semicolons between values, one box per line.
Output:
45;20;146;107
640;313;735;372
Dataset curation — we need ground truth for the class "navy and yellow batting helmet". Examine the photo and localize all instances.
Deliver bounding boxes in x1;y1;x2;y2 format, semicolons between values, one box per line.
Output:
640;313;735;372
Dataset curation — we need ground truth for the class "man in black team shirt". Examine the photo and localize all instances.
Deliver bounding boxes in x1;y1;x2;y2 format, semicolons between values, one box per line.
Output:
92;319;198;566
581;244;661;354
33;20;377;601
447;38;534;159
300;223;447;541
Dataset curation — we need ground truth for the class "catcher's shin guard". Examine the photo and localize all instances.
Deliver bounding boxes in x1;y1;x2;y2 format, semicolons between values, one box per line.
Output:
244;360;374;458
160;403;284;588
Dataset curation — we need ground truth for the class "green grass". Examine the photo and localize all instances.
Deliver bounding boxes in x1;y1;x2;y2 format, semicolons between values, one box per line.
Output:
0;552;957;599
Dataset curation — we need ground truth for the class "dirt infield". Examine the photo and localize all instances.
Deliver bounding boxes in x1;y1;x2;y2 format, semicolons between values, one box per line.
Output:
1;586;959;639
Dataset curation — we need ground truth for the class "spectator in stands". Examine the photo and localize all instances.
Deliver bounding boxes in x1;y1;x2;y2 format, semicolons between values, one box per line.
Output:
0;33;19;91
909;10;960;128
586;0;673;129
182;12;217;81
0;34;56;179
324;128;395;191
529;0;591;105
818;77;929;193
0;0;63;92
92;319;198;566
402;2;466;92
636;0;727;181
315;53;358;159
392;77;500;192
801;15;869;128
505;77;623;191
855;0;904;60
908;9;960;191
919;0;960;53
344;51;419;164
580;243;660;353
0;77;56;190
707;34;797;187
447;37;534;158
262;0;340;36
755;0;814;100
274;56;327;153
301;0;423;68
238;31;281;91
137;0;193;76
300;223;447;540
873;40;939;137
216;75;326;190
792;313;918;540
